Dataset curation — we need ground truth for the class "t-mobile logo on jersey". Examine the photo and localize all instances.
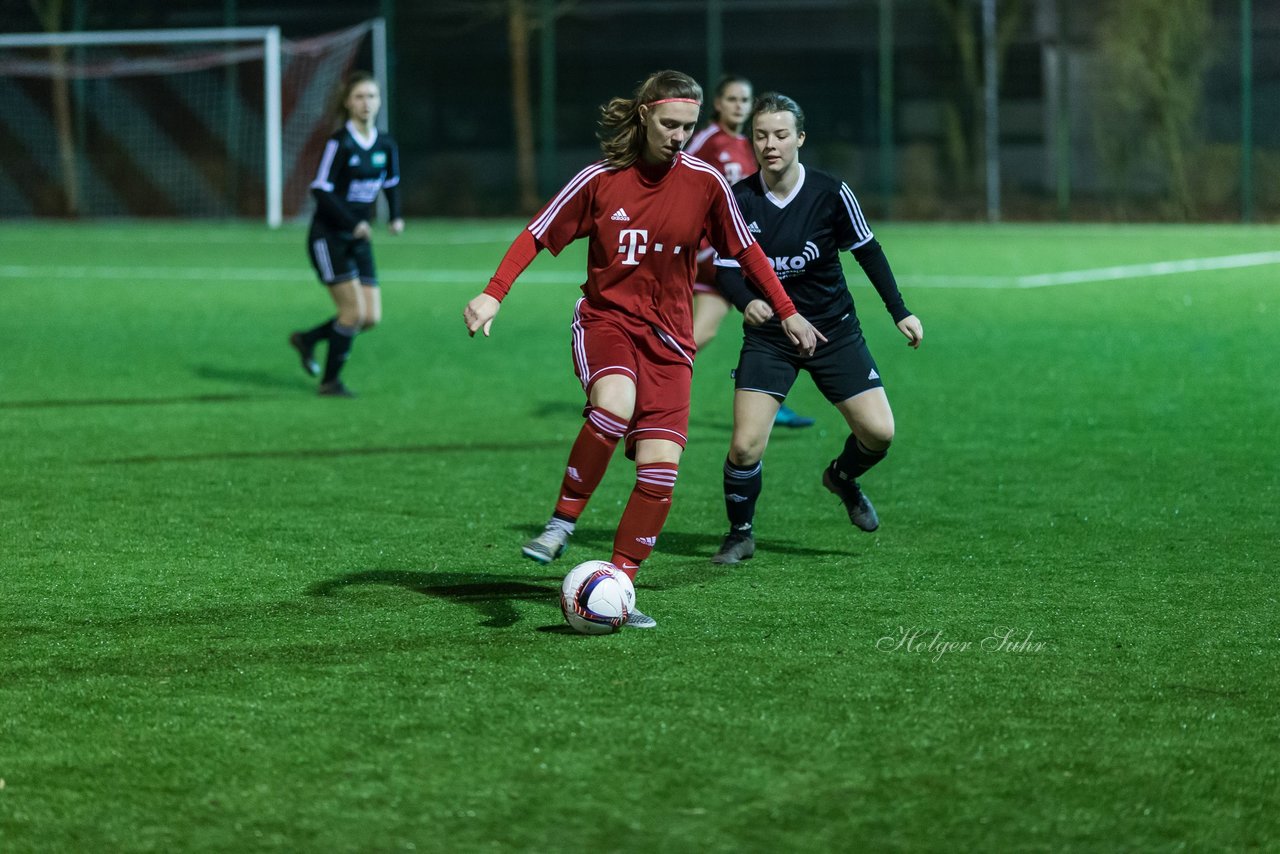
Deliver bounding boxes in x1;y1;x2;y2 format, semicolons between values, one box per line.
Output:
618;228;649;265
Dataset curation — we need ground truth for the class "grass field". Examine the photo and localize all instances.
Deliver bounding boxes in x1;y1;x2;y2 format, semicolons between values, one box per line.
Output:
1;219;1277;851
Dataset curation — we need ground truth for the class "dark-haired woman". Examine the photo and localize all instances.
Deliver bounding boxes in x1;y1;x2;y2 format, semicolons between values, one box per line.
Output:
289;71;404;397
686;74;813;428
710;93;923;566
463;71;823;627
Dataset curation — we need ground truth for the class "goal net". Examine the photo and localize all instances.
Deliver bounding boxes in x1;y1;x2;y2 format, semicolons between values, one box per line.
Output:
0;20;384;226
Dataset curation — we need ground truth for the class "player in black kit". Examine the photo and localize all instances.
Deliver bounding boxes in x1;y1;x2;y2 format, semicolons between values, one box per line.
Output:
710;92;924;565
289;70;404;397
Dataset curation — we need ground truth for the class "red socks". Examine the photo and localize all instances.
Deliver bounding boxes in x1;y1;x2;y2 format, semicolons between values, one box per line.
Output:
552;406;627;521
550;407;680;580
611;462;679;579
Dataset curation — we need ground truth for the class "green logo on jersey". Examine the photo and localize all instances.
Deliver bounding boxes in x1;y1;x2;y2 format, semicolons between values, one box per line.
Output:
371;151;387;167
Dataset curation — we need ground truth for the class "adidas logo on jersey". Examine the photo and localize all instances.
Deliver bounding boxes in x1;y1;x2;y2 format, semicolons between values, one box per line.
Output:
747;221;761;233
611;208;631;222
868;369;880;380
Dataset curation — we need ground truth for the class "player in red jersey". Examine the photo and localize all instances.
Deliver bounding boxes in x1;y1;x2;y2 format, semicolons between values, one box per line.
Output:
463;70;823;628
686;75;815;429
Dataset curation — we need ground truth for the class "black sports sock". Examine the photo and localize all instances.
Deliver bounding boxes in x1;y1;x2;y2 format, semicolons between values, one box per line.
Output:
834;434;888;481
723;458;762;533
301;316;336;349
321;322;357;383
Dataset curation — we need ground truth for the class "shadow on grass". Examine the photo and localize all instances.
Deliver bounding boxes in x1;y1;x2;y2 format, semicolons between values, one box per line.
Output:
0;392;274;410
530;399;584;420
194;363;310;391
308;569;563;629
504;523;856;563
658;529;856;561
92;438;566;465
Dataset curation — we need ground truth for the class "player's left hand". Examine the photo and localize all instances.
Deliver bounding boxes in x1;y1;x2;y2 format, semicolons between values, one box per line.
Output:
781;313;827;357
388;218;405;236
897;315;923;349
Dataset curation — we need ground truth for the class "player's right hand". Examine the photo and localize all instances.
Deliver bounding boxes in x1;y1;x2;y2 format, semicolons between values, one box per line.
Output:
352;221;372;240
464;293;501;337
781;313;826;357
743;299;774;327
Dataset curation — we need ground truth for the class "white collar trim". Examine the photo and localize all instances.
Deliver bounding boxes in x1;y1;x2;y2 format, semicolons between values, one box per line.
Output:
764;163;806;209
346;120;378;150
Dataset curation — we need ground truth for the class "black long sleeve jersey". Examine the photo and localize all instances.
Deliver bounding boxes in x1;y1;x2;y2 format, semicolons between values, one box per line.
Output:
715;164;910;339
309;120;402;234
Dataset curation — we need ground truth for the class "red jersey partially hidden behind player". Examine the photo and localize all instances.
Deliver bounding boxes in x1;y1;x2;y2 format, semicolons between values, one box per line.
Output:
527;152;755;352
685;124;757;185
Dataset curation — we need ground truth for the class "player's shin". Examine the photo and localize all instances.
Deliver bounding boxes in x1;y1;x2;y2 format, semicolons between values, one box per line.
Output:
723;458;762;532
552;406;627;521
610;462;679;579
834;434;888;480
321;322;358;383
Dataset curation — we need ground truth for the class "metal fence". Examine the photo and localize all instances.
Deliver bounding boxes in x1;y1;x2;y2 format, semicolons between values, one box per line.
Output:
402;0;1278;222
5;0;1277;222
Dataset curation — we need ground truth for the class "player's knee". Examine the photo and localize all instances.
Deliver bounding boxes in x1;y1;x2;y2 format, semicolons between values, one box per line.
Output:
728;437;766;467
861;417;894;449
589;382;636;422
361;313;380;331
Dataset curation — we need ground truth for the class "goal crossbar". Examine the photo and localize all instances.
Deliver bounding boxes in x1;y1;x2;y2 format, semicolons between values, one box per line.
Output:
0;28;280;48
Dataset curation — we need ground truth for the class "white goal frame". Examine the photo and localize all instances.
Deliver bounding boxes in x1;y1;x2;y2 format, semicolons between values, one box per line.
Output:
0;21;387;227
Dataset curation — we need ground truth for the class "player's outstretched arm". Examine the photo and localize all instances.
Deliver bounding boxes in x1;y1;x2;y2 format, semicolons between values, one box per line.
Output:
897;315;923;349
464;293;501;338
466;229;543;338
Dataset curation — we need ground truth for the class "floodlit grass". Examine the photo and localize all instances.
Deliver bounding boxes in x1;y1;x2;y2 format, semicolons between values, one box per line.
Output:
1;219;1277;851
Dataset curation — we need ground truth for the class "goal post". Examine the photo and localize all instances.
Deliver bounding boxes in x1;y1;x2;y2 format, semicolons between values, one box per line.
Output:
0;20;384;227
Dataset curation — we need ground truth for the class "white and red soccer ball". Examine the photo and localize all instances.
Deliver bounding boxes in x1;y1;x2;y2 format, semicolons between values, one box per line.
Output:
560;560;635;635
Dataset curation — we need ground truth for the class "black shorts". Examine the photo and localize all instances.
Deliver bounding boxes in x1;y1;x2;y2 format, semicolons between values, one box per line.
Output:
733;315;883;403
307;230;377;286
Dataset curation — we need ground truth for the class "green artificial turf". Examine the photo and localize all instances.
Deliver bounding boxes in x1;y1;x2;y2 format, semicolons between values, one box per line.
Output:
1;220;1277;851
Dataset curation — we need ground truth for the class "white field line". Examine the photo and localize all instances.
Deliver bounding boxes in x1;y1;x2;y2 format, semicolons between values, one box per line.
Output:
900;251;1280;289
3;251;1277;288
0;264;577;284
1012;250;1280;288
1;227;517;246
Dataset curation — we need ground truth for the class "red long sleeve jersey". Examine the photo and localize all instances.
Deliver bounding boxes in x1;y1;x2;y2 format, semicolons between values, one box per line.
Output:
684;124;757;185
526;153;757;352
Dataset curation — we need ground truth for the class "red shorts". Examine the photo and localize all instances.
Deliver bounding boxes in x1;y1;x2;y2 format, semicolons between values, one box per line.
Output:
691;242;723;297
571;298;692;456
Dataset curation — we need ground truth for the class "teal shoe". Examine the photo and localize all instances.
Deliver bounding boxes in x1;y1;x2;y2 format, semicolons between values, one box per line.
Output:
774;404;815;429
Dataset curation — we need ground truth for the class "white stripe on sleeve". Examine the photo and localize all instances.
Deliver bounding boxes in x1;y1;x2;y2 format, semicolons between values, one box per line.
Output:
682;156;752;250
683;126;718;158
309;139;339;192
840;182;874;250
529;162;610;239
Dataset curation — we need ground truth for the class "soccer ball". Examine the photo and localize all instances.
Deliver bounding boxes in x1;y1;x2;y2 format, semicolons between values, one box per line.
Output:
560;560;635;635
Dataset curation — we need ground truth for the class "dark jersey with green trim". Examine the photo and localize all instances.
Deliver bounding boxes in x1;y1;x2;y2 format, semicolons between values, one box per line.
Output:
309;121;402;234
715;165;879;337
